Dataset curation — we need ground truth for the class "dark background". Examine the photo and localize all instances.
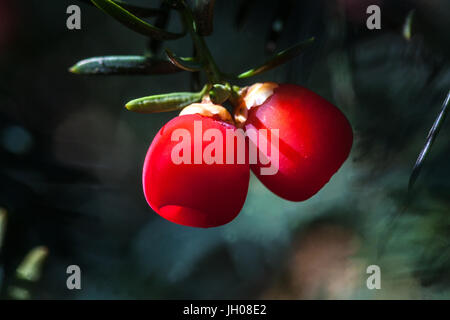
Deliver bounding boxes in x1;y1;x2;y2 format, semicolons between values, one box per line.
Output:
0;0;449;299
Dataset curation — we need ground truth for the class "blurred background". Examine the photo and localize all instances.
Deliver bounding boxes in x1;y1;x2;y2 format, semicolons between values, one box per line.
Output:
0;0;449;299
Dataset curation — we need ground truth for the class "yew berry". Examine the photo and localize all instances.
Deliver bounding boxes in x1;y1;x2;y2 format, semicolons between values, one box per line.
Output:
237;83;353;202
142;103;250;228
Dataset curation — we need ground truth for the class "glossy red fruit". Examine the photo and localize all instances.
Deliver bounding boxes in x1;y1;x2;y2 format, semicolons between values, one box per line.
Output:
242;83;353;201
143;111;250;228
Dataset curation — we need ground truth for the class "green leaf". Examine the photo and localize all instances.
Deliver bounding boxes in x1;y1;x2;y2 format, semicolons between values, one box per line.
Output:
209;84;230;104
16;246;49;282
408;90;450;191
236;37;315;79
90;0;184;40
69;55;182;75
403;10;415;41
113;0;163;17
165;48;202;72
193;0;216;36
125;89;206;113
78;0;164;17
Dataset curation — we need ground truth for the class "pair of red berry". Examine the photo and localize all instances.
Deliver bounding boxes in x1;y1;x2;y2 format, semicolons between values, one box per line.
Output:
142;83;353;228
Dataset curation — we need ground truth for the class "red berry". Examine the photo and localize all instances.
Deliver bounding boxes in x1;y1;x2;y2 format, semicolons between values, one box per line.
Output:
142;106;250;228
241;83;353;201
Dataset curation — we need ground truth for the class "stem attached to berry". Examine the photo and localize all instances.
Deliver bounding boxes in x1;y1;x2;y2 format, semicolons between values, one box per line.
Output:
178;0;222;84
